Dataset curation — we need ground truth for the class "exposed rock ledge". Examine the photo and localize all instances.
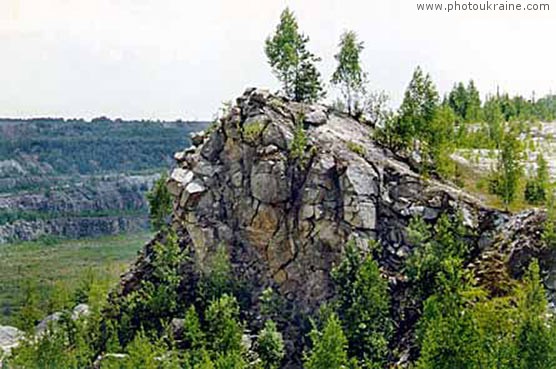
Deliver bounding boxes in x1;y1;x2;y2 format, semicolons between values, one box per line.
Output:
118;88;549;366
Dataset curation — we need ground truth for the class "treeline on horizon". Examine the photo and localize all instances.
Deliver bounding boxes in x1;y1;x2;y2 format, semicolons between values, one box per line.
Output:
0;117;205;125
0;118;209;177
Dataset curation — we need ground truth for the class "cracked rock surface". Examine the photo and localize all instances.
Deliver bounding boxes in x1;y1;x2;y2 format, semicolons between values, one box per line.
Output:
163;89;503;310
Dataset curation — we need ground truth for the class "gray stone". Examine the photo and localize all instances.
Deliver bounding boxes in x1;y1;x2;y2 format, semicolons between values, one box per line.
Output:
0;325;24;357
174;150;187;162
72;304;90;320
304;106;328;126
341;164;378;197
185;181;206;194
35;312;63;336
250;159;290;204
170;318;185;339
201;130;224;161
167;168;194;196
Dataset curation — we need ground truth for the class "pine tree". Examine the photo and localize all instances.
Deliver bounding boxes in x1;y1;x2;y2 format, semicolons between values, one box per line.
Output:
331;241;392;366
256;320;285;369
265;8;324;103
447;82;468;122
16;279;43;332
416;258;482;369
406;213;469;296
483;97;505;148
466;80;482;122
395;66;439;149
490;130;523;209
304;314;349;369
182;306;204;350
514;260;556;369
331;31;367;116
424;105;456;177
542;191;556;248
205;294;244;356
123;330;163;369
525;154;549;204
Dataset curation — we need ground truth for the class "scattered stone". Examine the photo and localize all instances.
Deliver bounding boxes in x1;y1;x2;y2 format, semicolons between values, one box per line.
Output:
167;168;195;196
72;304;90;320
35;312;63;337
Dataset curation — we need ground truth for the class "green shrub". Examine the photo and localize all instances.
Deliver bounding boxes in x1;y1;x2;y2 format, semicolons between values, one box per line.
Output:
331;240;392;367
256;320;285;369
346;141;366;157
290;123;308;161
406;213;470;297
304;313;349;369
147;173;173;232
242;121;264;142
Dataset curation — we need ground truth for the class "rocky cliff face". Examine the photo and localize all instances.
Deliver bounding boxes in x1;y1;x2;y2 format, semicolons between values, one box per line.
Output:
118;89;549;366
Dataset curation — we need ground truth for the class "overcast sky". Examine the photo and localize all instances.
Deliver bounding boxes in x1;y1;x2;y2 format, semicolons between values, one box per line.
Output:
0;0;554;120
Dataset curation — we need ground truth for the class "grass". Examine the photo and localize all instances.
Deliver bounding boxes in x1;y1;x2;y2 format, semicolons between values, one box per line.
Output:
0;232;152;325
347;141;366;157
454;162;531;212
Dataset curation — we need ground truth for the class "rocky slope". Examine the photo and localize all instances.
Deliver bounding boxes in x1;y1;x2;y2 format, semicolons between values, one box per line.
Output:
453;121;556;178
117;89;549;367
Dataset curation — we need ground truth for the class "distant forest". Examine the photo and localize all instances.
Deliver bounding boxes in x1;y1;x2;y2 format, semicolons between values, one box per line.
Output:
0;118;208;176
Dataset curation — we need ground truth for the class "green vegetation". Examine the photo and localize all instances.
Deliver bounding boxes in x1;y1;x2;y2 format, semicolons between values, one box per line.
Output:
0;118;204;177
147;173;173;231
416;259;556;369
5;221;556;369
331;31;367;117
423;105;457;177
4;7;556;369
0;208;145;227
346;141;366;157
406;213;556;369
256;320;285;369
290;120;309;163
304;313;349;369
489;130;524;209
525;154;550;205
446;80;482;123
543;192;556;248
406;213;470;297
331;241;392;367
242;121;265;142
391;66;439;150
0;232;150;325
265;8;324;103
114;232;186;343
264;7;556;212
